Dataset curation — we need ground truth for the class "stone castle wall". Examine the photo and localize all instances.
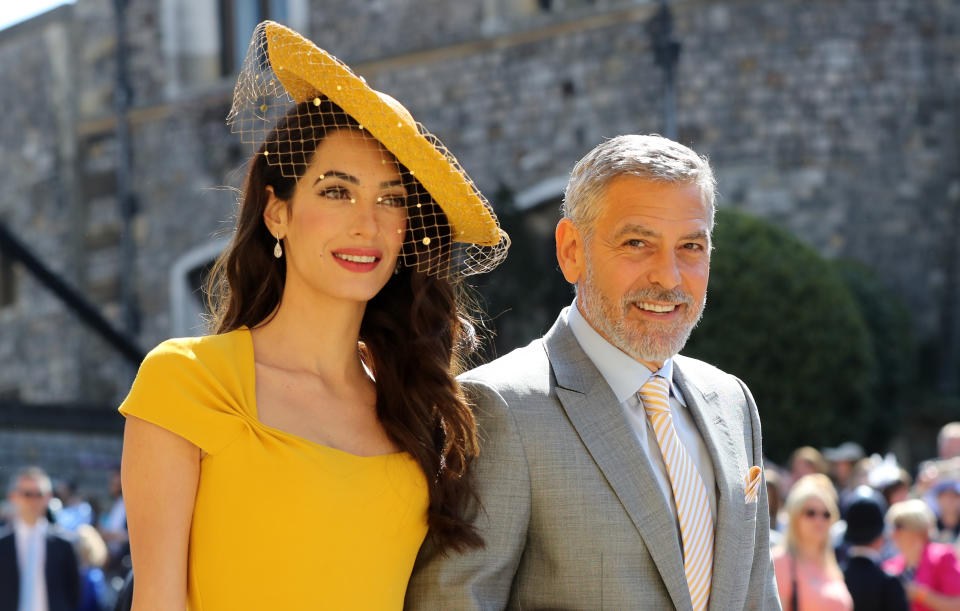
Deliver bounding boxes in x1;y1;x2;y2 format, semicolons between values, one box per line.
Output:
0;0;956;486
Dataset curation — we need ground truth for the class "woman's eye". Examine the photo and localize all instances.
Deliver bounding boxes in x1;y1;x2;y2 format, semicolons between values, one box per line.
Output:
625;239;645;248
319;186;350;199
379;195;406;208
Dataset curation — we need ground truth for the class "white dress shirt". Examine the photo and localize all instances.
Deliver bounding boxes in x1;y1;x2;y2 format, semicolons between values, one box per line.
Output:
567;303;718;523
846;545;881;562
13;517;49;611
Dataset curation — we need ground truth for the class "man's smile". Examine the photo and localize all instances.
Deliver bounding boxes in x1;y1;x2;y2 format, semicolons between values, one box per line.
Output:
632;301;679;314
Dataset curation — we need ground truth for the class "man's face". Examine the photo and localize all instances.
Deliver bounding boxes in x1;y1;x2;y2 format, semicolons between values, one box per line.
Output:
833;460;854;483
941;435;960;460
576;176;710;370
8;476;51;524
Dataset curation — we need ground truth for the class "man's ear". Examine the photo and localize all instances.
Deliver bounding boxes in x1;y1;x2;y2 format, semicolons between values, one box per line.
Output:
555;218;585;285
263;185;287;238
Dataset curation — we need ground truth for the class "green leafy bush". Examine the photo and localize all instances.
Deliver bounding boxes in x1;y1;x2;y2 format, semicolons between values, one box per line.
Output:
833;259;915;450
683;209;877;464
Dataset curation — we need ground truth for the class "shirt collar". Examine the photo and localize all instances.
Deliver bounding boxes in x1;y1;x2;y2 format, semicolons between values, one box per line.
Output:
846;545;881;561
567;301;683;405
13;516;47;537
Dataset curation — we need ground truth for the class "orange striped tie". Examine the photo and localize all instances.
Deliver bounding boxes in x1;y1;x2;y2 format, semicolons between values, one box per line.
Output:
639;375;713;611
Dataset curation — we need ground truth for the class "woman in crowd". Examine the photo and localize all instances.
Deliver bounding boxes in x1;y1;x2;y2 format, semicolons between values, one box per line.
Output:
119;21;508;610
883;499;960;611
766;467;786;547
773;475;854;610
74;524;110;611
787;446;829;491
933;480;960;543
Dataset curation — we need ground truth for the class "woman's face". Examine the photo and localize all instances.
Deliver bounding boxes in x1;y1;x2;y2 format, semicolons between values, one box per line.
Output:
938;489;960;520
890;523;927;555
790;458;817;482
887;483;910;506
269;129;408;305
795;497;832;547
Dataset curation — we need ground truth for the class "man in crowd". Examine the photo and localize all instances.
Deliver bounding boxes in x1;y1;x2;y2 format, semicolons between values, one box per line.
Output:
841;488;908;610
939;423;960;460
0;466;80;611
824;441;865;497
407;135;778;609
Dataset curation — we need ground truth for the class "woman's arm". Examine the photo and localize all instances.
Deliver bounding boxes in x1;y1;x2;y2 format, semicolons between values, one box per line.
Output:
907;544;960;611
771;548;792;610
121;415;201;611
907;583;960;611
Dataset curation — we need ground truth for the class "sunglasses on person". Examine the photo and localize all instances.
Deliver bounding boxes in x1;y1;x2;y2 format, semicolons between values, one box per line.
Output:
801;508;831;520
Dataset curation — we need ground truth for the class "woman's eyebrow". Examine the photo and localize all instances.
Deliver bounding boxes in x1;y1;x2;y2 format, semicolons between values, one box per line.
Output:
313;172;405;191
314;170;358;187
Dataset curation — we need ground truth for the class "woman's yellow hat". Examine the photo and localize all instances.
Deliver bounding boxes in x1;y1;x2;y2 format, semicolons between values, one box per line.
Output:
227;21;508;274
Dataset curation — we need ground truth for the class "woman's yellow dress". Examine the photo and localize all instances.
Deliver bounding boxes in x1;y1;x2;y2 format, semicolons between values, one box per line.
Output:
119;328;429;610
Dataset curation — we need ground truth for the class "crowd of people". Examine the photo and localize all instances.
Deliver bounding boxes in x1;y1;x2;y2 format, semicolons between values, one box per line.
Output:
0;467;128;611
766;422;960;611
6;425;959;611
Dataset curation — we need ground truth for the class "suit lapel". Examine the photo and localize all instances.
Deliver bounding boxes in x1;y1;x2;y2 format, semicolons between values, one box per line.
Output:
44;533;54;600
672;358;743;611
0;532;19;604
544;312;693;611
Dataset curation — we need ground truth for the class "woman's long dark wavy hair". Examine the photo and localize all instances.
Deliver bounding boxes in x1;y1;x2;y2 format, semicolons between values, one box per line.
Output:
205;97;483;553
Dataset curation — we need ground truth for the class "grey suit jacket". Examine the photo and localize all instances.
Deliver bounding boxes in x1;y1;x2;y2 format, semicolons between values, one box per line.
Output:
406;309;781;610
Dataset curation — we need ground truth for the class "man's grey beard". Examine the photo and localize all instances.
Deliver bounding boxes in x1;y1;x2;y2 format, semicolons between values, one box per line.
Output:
579;266;706;363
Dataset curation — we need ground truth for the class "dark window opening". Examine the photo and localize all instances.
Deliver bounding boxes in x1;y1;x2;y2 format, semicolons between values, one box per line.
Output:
0;255;17;308
219;0;290;76
187;258;217;316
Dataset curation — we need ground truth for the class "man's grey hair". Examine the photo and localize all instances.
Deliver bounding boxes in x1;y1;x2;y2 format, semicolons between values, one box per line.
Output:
7;465;52;495
938;422;960;451
562;134;717;236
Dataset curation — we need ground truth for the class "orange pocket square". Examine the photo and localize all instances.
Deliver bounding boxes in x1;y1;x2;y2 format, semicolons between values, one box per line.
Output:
744;466;762;503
